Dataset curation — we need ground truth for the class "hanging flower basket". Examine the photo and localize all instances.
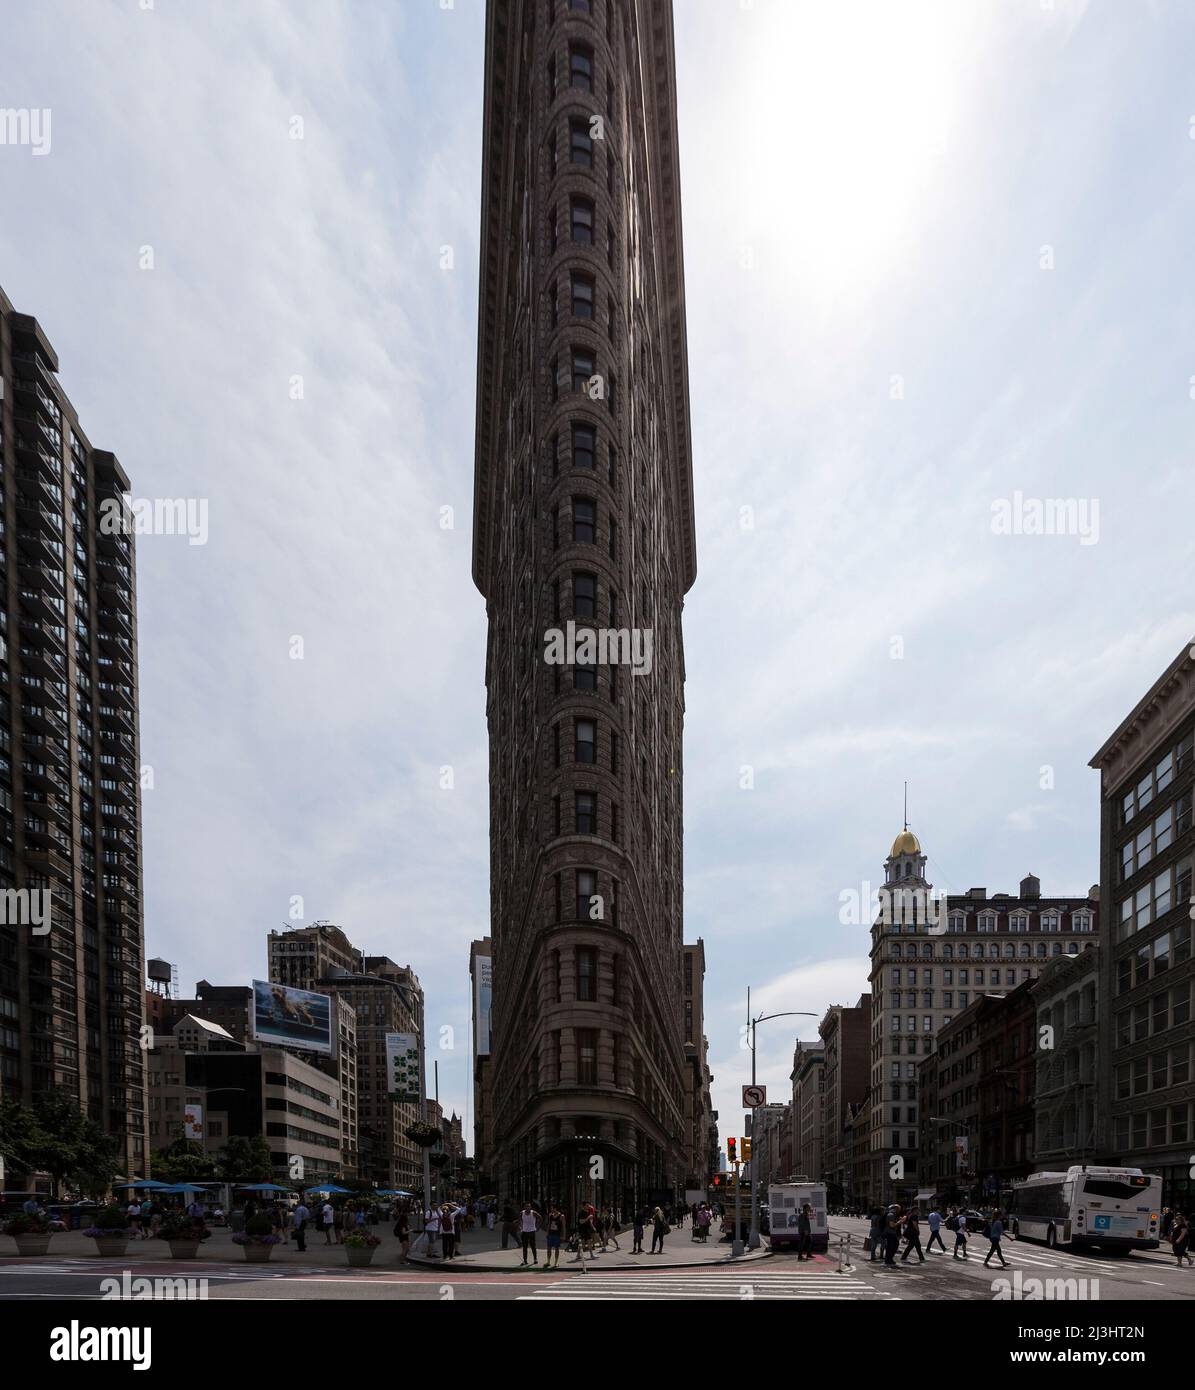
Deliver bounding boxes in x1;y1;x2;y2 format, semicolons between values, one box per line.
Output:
405;1122;441;1149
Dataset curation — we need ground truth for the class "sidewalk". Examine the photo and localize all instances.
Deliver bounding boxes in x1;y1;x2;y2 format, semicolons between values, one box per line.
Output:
406;1220;772;1272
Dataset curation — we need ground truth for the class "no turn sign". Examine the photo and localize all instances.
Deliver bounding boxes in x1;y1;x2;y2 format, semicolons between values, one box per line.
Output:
742;1084;766;1108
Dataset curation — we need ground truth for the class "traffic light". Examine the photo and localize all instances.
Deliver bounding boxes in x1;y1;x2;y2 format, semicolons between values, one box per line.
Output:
727;1137;737;1164
713;1175;722;1187
741;1137;752;1162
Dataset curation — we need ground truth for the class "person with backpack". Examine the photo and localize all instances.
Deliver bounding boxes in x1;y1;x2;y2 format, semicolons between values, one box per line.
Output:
631;1206;646;1254
947;1208;969;1260
883;1205;902;1266
900;1206;925;1263
293;1199;309;1252
982;1209;1008;1268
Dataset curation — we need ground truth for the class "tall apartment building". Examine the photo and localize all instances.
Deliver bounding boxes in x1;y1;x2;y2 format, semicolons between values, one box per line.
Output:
472;0;696;1208
818;995;870;1203
681;940;713;1189
469;937;494;1181
1031;945;1099;1165
329;956;424;1192
866;827;1097;1206
267;926;363;1177
1090;643;1194;1213
790;1039;824;1182
0;287;146;1183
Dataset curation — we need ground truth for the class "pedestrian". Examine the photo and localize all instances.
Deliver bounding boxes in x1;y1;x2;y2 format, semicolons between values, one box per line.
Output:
292;1199;309;1252
126;1199;143;1240
868;1208;885;1262
518;1201;539;1266
543;1203;565;1269
632;1207;645;1254
651;1205;669;1254
983;1210;1008;1268
487;1203;496;1231
926;1206;946;1254
333;1202;345;1245
501;1200;517;1250
900;1207;925;1263
949;1208;969;1260
1169;1212;1191;1268
424;1204;441;1258
440;1203;457;1260
796;1202;813;1260
601;1205;621;1251
393;1203;411;1263
883;1205;901;1266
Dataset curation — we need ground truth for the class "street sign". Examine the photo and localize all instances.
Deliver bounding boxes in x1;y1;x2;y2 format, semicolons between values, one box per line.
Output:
742;1084;766;1108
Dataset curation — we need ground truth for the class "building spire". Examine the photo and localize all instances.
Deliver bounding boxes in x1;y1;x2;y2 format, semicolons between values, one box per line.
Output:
903;781;908;832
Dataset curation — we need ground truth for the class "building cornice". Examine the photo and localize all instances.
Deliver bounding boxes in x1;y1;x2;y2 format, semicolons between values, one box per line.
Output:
1089;641;1195;795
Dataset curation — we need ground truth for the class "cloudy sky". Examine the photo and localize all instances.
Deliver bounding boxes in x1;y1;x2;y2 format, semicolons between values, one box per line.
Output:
2;0;1193;1145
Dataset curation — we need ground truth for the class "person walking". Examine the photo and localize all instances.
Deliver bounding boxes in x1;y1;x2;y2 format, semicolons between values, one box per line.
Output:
601;1206;621;1251
900;1207;925;1263
1169;1212;1191;1268
500;1200;517;1251
543;1203;565;1269
440;1203;457;1260
393;1204;411;1263
949;1208;969;1260
925;1206;946;1254
320;1201;335;1245
883;1205;902;1266
518;1202;539;1266
796;1203;813;1261
293;1199;309;1252
983;1210;1008;1268
868;1208;885;1262
424;1204;441;1258
126;1199;143;1240
650;1206;669;1254
631;1207;645;1254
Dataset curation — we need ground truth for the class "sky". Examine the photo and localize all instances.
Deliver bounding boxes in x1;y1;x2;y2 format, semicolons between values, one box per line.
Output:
1;0;1193;1150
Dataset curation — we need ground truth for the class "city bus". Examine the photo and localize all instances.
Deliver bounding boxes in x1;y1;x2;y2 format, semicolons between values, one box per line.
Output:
767;1181;828;1252
1009;1166;1161;1252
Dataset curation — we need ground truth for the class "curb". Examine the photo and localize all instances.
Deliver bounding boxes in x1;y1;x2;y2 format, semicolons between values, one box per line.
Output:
406;1247;775;1273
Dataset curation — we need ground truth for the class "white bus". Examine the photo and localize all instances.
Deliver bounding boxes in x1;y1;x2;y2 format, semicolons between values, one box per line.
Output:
767;1181;828;1252
1009;1166;1161;1252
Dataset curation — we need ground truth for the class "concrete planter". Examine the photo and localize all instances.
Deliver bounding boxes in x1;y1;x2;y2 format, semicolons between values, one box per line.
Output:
345;1246;376;1267
91;1236;129;1258
240;1242;275;1263
12;1234;53;1257
167;1240;202;1260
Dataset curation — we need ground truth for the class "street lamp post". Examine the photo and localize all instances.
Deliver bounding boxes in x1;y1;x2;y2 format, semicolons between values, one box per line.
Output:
394;982;433;1246
743;994;818;1252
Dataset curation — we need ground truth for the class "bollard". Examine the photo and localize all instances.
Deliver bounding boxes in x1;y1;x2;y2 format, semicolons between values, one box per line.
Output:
834;1232;855;1274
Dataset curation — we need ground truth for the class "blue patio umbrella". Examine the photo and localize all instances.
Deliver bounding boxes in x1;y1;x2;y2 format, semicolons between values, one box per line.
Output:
305;1184;352;1195
152;1184;210;1194
114;1179;172;1189
236;1183;292;1193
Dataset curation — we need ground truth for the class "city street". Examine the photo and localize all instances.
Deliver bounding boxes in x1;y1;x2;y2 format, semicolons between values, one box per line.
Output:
3;1218;1192;1302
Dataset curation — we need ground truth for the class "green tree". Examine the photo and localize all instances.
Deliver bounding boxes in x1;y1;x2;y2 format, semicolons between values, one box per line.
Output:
2;1093;119;1197
151;1134;220;1184
217;1135;273;1183
0;1099;42;1183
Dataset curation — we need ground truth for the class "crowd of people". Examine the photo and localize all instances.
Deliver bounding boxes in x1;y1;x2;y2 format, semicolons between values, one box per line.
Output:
866;1204;1009;1266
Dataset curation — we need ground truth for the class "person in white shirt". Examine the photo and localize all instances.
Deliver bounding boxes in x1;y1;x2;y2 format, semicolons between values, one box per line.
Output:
321;1202;335;1245
519;1202;540;1266
440;1203;457;1260
425;1205;441;1258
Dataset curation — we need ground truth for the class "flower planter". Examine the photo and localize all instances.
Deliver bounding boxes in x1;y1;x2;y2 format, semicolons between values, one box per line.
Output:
167;1240;202;1260
13;1234;52;1257
345;1246;376;1267
91;1237;129;1258
240;1242;275;1263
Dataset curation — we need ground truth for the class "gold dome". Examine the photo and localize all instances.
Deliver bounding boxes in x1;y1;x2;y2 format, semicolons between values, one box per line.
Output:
890;830;921;857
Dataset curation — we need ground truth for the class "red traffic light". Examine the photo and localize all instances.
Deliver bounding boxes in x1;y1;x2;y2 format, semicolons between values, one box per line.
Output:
727;1137;737;1162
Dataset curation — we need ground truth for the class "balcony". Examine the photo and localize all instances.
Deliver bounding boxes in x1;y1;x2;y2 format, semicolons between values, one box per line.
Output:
21;701;69;740
18;585;66;626
25;843;74;880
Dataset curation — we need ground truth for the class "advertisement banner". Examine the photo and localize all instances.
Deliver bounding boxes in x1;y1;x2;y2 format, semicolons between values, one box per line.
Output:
385;1032;421;1103
250;979;334;1056
475;956;492;1057
183;1103;204;1142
